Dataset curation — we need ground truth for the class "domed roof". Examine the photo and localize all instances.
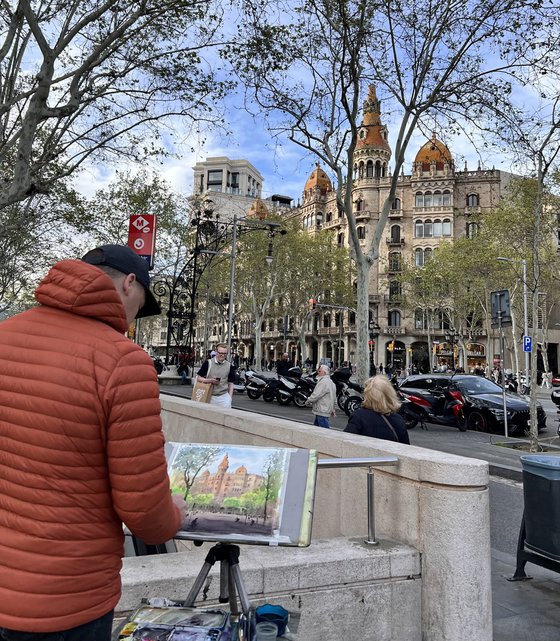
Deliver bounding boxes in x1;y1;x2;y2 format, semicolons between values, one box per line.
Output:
235;465;247;475
415;133;453;168
247;198;269;220
304;164;332;193
356;85;391;153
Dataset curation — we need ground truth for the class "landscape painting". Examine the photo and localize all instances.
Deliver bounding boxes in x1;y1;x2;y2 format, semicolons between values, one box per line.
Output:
167;443;291;544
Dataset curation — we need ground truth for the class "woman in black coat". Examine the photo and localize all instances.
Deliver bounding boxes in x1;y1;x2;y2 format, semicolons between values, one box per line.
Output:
344;375;410;444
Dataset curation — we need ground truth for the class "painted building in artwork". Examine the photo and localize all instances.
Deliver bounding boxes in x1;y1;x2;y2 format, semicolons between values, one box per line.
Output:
191;454;263;500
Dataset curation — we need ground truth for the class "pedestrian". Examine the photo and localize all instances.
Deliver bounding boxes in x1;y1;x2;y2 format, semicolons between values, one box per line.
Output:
0;244;187;641
379;363;384;375
541;371;552;389
196;343;236;408
344;376;410;444
305;364;337;428
277;352;294;377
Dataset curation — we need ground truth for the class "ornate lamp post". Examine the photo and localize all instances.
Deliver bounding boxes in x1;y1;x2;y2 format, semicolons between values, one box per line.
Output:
444;328;460;371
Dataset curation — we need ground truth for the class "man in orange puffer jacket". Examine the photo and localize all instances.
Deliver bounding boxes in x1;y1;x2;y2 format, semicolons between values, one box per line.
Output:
0;245;187;641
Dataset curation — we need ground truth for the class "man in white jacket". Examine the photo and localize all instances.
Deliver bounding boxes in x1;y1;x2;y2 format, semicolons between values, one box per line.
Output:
305;364;337;428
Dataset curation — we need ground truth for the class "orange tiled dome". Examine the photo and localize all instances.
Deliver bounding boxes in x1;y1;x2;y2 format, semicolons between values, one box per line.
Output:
415;133;453;169
304;164;332;193
247;198;269;220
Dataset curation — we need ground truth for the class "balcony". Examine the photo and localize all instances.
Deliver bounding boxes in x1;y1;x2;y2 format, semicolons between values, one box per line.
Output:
369;294;381;303
354;210;372;222
386;237;405;246
388;208;403;219
383;326;406;335
384;294;402;304
322;217;346;230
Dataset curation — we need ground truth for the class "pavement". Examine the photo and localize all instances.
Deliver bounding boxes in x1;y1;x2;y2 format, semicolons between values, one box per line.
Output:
160;383;560;640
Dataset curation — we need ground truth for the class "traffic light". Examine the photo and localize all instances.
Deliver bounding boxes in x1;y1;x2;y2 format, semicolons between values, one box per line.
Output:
309;298;317;311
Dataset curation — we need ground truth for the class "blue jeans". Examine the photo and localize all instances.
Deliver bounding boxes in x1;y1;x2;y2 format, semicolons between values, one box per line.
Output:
0;611;114;641
314;415;330;428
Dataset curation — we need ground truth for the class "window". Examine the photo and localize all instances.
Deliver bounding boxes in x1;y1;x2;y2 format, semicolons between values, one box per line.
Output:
366;161;374;177
415;220;424;238
375;161;382;178
358;226;366;240
207;169;223;192
424;191;433;207
442;190;451;206
415;192;424;207
467;193;480;207
388;310;401;326
390;225;401;242
389;252;401;271
424;219;433;237
433;219;442;237
325;211;332;223
355;199;364;212
415;247;433;267
337;233;345;247
415;310;427;330
442;218;452;236
433;191;442;207
466;222;478;239
324;314;331;328
389;280;401;299
392;198;401;211
227;171;240;194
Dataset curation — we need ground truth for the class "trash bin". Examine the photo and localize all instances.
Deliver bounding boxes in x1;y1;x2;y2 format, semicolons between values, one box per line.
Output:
520;454;560;561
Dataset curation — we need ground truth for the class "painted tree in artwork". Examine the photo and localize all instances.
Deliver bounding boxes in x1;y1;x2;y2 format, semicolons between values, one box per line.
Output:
171;446;223;502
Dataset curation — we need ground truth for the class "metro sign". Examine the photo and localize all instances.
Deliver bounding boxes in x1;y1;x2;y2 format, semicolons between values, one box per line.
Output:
127;214;157;268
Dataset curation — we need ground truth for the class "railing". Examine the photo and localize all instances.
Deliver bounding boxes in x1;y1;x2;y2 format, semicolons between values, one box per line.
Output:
386;237;405;246
317;456;399;544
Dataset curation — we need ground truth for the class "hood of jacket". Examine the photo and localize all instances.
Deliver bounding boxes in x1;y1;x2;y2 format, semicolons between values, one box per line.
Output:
34;259;129;333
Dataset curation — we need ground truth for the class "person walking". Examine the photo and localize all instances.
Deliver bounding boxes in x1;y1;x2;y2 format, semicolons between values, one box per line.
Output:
344;375;410;444
0;244;187;641
276;352;294;377
305;364;337;428
196;343;236;408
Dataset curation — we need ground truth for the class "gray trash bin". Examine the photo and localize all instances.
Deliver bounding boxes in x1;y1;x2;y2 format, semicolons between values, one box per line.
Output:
520;454;560;561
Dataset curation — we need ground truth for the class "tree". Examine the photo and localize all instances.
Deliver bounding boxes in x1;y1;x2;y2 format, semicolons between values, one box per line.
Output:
229;0;554;383
0;0;229;209
170;445;223;503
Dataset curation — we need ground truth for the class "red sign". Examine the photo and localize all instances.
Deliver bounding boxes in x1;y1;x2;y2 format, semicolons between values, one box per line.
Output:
127;214;157;268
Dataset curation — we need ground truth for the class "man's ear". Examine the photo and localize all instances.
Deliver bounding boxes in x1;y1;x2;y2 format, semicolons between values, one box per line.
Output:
122;273;136;295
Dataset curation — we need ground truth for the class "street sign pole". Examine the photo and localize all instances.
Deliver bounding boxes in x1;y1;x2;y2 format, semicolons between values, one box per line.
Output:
498;305;509;439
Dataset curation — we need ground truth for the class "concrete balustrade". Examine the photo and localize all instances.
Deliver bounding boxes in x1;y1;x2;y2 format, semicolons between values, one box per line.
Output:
118;396;491;641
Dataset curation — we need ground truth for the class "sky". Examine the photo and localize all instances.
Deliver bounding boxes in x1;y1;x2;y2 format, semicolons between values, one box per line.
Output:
72;88;525;207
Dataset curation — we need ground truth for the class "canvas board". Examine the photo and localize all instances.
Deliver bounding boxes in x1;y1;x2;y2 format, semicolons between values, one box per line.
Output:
165;442;317;547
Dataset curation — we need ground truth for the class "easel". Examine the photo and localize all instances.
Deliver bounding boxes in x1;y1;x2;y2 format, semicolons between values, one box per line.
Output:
184;542;254;640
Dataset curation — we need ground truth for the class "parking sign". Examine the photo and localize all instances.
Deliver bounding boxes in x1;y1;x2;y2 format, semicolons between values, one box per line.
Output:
523;335;532;353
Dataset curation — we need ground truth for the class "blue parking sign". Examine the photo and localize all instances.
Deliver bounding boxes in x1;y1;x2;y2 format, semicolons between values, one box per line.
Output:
523;335;532;353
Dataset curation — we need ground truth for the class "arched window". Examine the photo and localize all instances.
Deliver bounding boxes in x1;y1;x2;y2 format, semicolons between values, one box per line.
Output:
355;198;364;212
390;225;401;242
466;222;479;239
389;252;401;271
424;247;433;263
358;226;366;240
366;160;374;177
325;211;332;222
424;219;433;237
375;161;382;177
353;164;358;179
442;190;451;206
388;310;401;326
389;280;401;299
323;314;331;328
424;191;433;207
442;218;452;236
358;162;365;178
392;197;401;210
415;220;424;238
467;193;479;207
415;309;427;330
433;219;442;237
433;191;442;207
337;232;345;247
415;192;424;207
415;248;424;267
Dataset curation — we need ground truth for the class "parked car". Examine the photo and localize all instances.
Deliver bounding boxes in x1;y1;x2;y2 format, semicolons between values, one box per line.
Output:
551;375;560;387
398;374;547;436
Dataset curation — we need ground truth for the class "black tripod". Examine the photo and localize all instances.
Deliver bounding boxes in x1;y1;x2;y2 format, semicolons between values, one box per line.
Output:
184;543;253;639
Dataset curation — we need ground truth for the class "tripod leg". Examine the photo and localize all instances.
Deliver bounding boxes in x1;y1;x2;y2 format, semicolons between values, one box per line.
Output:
230;563;252;617
184;561;214;607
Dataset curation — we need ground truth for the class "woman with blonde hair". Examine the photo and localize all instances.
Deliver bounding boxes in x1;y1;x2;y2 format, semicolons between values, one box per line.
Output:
344;375;410;444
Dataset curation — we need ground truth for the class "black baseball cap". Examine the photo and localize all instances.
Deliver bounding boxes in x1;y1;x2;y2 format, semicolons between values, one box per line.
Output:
81;244;161;318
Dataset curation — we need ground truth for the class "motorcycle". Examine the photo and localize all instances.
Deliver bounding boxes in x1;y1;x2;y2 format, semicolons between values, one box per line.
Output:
292;371;318;408
398;386;466;431
331;367;357;412
244;370;276;401
276;366;305;406
504;372;518;393
232;368;246;394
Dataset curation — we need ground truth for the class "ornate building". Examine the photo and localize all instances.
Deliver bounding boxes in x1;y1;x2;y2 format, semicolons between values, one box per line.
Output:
291;86;516;373
191;454;263;500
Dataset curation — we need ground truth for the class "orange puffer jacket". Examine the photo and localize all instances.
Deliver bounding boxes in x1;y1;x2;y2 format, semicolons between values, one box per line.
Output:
0;259;181;633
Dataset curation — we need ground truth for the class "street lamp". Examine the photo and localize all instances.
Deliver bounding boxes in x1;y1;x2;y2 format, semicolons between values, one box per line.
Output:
497;257;529;388
368;319;380;375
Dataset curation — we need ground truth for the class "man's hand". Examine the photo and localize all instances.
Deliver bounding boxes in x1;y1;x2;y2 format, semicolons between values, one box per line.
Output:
172;494;188;524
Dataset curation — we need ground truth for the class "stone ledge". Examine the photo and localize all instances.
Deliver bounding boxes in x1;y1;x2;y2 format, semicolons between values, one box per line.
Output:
118;537;421;641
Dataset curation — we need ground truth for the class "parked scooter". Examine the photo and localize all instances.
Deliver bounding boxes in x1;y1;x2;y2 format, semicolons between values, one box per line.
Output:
398;387;466;431
292;371;318;408
276;366;304;406
244;369;275;400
